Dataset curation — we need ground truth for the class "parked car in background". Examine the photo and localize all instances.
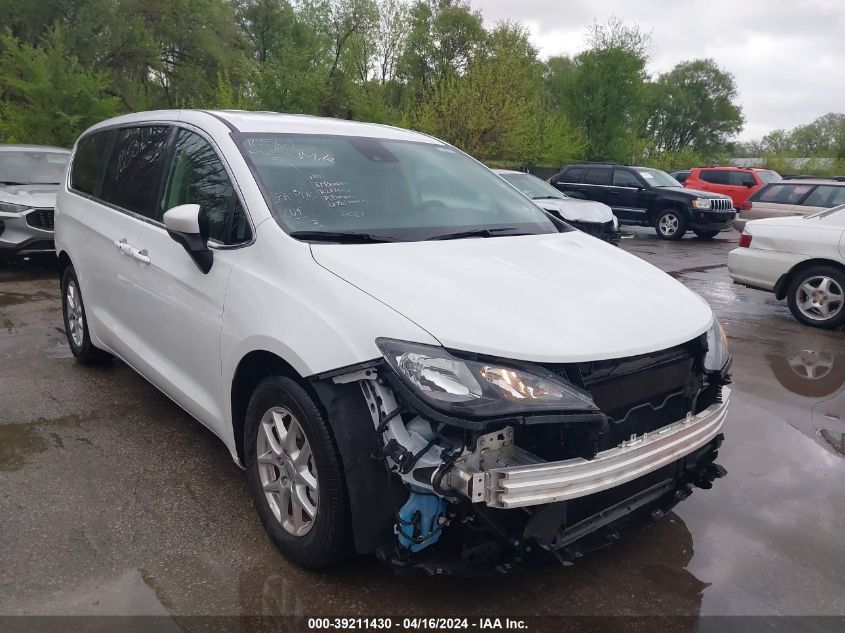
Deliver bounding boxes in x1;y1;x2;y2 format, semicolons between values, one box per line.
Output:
0;145;70;260
493;169;620;244
684;167;780;211
55;110;731;573
669;170;691;184
728;205;845;329
550;163;734;240
734;180;845;231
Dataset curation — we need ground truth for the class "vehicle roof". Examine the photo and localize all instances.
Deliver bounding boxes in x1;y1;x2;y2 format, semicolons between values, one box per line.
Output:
0;144;70;153
492;169;530;175
764;179;843;186
692;166;774;171
82;109;444;145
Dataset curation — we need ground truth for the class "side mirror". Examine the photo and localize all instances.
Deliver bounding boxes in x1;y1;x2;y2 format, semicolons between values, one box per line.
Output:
163;204;213;274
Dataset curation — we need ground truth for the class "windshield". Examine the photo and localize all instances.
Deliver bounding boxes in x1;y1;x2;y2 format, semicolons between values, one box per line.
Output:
758;170;781;184
500;173;565;200
633;168;681;188
0;150;69;185
237;134;556;241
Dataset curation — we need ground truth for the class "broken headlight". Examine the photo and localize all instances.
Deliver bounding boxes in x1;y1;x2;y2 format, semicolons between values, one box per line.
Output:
704;317;731;373
377;338;598;417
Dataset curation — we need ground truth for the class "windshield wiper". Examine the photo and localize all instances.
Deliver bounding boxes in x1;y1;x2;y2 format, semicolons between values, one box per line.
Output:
289;230;402;243
0;181;27;185
425;227;530;241
532;195;562;200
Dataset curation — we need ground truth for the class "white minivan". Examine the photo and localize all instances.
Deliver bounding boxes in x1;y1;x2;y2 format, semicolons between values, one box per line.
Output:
55;110;731;573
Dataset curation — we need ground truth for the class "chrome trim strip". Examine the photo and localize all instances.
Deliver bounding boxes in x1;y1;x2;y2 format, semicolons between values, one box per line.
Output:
480;388;730;509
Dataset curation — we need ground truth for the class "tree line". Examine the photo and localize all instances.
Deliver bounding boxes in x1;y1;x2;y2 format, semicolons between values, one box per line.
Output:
0;0;747;169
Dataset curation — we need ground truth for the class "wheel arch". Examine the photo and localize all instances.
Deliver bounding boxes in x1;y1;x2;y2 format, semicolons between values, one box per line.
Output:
230;350;320;466
57;250;73;282
775;258;845;300
230;348;397;554
649;199;689;223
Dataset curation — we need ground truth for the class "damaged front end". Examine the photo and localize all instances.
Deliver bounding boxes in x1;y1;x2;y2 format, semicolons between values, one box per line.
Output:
318;329;730;575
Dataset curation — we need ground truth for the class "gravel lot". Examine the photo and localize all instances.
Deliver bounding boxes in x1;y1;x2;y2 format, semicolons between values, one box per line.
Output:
1;229;843;619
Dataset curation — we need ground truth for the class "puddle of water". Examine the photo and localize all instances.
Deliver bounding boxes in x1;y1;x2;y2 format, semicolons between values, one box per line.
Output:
0;290;53;308
0;414;90;472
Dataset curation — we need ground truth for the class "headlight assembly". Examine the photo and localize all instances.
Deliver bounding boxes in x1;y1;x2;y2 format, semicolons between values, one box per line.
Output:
377;339;598;418
691;198;712;209
704;317;731;373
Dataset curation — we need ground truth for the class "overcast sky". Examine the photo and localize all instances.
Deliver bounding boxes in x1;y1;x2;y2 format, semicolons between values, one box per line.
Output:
470;0;845;142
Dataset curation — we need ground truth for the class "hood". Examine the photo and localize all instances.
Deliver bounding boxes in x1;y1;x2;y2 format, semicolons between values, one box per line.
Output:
533;197;614;223
311;232;713;363
0;184;59;210
671;186;730;200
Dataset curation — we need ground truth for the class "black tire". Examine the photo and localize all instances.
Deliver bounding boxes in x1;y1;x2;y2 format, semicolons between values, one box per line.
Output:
654;209;687;240
244;375;351;569
61;266;112;364
786;264;845;329
693;230;720;240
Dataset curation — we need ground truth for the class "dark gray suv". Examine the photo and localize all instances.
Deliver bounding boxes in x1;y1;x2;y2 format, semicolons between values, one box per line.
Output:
0;145;70;260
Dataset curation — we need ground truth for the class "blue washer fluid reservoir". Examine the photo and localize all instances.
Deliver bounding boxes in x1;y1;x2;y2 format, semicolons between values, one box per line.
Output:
396;488;447;552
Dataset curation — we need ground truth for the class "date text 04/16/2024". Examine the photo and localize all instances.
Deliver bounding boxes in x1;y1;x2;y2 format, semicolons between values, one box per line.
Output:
307;618;529;630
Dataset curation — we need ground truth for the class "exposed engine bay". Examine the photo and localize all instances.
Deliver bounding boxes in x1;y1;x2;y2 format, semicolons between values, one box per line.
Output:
318;333;730;575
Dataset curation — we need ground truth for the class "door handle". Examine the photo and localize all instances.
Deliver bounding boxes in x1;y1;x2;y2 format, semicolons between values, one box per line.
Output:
130;248;151;265
114;238;132;255
113;239;150;265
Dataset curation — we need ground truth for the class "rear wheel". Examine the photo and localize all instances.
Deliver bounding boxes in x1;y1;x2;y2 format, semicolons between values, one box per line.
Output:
694;230;720;240
786;265;845;329
61;266;111;364
655;209;687;240
244;375;351;568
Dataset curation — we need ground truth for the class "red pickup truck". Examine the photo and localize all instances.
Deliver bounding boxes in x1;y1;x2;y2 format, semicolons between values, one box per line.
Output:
684;167;781;209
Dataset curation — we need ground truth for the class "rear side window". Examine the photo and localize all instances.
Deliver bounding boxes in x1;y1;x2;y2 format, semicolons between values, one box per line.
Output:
700;170;730;185
70;130;116;196
161;129;251;245
613;169;641;187
754;183;815;204
102;126;172;218
800;185;845;208
559;167;585;183
584;167;611;185
728;171;756;186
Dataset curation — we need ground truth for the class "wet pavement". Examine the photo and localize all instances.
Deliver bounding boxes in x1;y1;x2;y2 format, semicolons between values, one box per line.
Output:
0;230;843;620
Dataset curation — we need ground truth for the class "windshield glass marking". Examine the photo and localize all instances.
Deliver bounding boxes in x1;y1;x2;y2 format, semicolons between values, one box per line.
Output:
238;134;557;241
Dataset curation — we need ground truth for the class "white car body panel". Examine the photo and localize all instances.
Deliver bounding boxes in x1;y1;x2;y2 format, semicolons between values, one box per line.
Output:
311;231;713;363
531;197;614;224
728;213;845;291
56;110;718;464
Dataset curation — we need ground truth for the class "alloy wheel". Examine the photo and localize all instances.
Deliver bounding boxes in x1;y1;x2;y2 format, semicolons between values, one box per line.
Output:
795;275;844;322
256;406;319;536
66;280;85;349
659;213;680;237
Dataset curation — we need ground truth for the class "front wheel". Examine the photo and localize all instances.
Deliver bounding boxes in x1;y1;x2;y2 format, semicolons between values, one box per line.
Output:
244;375;351;568
786;265;845;329
693;230;720;240
655;209;687;240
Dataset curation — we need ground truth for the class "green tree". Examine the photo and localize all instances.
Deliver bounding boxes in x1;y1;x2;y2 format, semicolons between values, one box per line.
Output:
0;28;121;146
645;59;744;154
561;19;650;162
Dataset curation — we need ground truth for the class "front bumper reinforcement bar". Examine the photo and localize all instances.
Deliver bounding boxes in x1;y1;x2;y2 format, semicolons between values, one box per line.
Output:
448;388;730;509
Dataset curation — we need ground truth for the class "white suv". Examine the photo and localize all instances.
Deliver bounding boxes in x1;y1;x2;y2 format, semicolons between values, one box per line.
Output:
55;110;732;572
